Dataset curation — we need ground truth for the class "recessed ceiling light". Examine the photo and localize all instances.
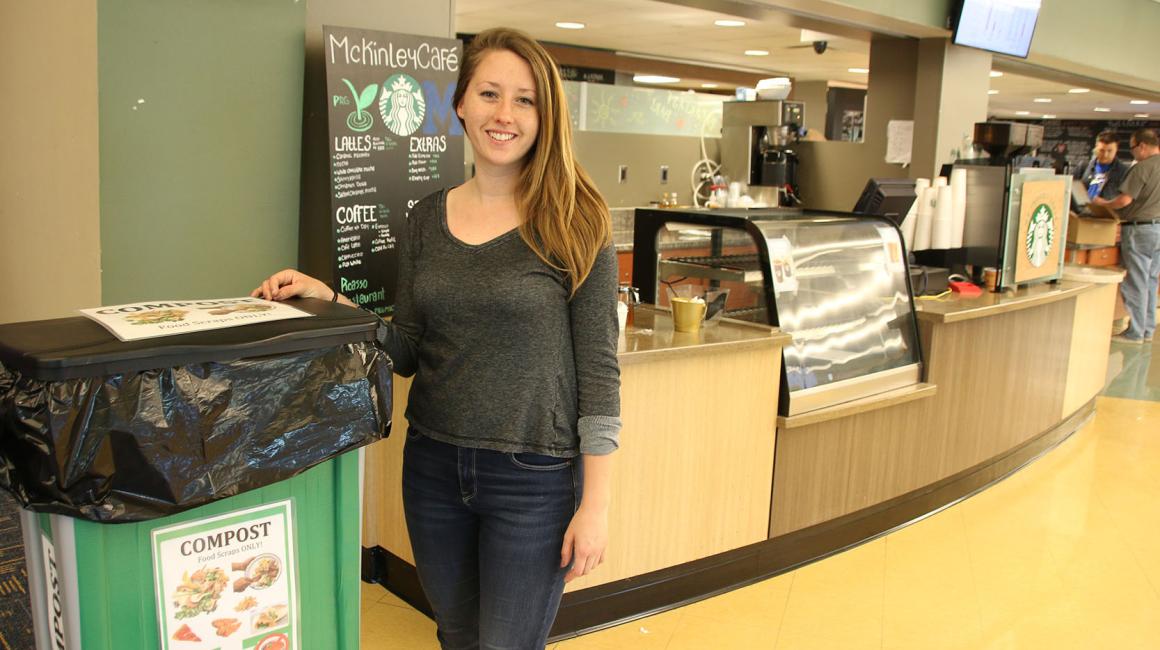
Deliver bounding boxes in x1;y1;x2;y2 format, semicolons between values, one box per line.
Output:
1135;114;1151;118
1093;107;1111;112
1069;88;1091;94
1015;110;1031;116
554;22;585;30
1033;98;1052;103
989;71;1003;78
848;67;870;74
701;83;719;89
714;19;746;27
988;89;1000;95
744;50;769;56
633;74;680;84
1130;100;1149;105
1042;114;1057;119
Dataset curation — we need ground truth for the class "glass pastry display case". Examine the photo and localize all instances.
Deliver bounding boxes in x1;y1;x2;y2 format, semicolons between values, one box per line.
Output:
632;207;922;416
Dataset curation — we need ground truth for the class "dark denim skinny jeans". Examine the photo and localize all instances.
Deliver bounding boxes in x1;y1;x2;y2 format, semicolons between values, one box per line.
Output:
402;429;580;650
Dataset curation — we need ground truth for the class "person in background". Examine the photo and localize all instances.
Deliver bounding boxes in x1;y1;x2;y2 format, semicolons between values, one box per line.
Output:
1094;128;1160;345
1080;130;1135;335
253;28;620;649
1081;130;1132;200
1049;142;1071;175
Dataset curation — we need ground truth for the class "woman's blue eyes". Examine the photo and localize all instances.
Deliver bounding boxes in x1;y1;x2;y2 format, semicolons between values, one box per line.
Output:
478;90;534;106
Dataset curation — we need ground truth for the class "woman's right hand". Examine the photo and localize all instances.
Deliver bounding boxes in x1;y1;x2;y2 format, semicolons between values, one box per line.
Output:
251;269;332;302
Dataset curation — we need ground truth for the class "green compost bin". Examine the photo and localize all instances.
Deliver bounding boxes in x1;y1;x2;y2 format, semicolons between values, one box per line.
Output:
0;298;392;650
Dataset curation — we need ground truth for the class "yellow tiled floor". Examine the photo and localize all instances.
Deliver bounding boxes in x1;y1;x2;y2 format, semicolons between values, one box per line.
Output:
360;396;1160;649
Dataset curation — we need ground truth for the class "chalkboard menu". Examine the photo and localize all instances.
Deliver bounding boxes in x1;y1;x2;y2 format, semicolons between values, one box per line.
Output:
323;26;464;316
1019;118;1160;175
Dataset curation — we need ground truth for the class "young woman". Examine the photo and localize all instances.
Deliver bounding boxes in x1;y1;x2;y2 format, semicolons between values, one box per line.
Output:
253;28;620;649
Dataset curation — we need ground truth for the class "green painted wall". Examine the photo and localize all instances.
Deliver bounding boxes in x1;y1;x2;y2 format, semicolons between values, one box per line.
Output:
1033;0;1160;91
98;0;305;303
830;0;952;29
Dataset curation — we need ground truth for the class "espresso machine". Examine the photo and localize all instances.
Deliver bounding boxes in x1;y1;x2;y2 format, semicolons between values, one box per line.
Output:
946;121;1069;290
720;100;805;206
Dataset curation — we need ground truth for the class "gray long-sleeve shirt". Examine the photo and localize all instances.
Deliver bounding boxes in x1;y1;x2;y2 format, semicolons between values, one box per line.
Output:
377;188;621;457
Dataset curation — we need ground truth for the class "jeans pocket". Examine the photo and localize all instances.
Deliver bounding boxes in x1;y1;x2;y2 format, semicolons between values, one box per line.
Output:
508;452;572;471
406;427;424;442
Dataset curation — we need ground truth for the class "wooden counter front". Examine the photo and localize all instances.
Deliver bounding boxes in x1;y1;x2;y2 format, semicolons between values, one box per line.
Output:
769;280;1116;536
362;309;789;592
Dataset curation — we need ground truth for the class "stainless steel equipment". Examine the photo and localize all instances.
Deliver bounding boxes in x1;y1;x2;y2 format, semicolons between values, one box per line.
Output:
632;207;922;416
720;101;805;207
948;121;1070;291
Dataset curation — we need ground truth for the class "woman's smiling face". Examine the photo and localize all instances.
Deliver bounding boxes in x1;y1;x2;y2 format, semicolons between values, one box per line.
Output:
456;49;539;174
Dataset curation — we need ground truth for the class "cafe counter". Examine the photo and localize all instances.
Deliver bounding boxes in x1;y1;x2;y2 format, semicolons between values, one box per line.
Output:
361;276;1119;639
360;307;791;634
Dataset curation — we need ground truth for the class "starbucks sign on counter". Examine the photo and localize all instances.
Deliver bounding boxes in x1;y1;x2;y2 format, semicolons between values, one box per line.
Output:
323;26;464;315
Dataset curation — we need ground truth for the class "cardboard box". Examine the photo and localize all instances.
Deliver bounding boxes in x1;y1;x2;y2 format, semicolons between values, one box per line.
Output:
1086;246;1120;267
1067;212;1118;247
1064;247;1088;264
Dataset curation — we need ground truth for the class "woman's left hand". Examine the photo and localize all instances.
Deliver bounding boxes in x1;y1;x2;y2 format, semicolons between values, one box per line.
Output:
560;503;608;583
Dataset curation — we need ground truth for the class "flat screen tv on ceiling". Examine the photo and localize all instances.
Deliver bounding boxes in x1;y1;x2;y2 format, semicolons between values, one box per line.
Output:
952;0;1041;59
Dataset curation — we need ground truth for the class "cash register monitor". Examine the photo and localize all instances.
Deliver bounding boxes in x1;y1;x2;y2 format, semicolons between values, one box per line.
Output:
852;178;917;225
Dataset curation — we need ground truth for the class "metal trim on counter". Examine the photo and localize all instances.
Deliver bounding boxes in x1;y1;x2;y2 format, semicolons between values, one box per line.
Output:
779;381;938;429
786;364;922;416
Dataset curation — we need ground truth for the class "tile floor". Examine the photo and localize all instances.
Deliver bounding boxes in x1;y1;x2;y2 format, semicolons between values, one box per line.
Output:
361;339;1160;649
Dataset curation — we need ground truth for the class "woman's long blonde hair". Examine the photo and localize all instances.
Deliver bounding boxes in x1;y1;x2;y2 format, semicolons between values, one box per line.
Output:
453;28;611;297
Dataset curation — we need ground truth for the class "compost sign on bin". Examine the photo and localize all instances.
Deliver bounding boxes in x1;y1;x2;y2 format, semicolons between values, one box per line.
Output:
152;501;299;650
323;25;464;316
79;298;311;342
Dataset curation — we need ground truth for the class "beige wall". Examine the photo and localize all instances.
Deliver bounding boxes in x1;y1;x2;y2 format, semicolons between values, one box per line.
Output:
795;37;918;211
572;132;721;208
789;81;830;135
911;38;991;180
0;1;101;323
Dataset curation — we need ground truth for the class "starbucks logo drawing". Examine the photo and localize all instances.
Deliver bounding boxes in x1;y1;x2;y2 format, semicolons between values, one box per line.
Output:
1025;203;1055;268
379;74;426;137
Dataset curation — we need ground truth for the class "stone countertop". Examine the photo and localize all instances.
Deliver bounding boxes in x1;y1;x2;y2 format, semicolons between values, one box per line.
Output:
618;305;791;366
914;280;1107;324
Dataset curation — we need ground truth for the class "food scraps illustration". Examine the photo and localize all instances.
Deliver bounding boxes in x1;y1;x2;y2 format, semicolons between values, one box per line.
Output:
172;566;228;619
230;554;282;592
200;304;274;316
172;623;200;642
253;604;289;630
212;617;242;638
125;309;188;325
235;596;258;612
256;633;290;650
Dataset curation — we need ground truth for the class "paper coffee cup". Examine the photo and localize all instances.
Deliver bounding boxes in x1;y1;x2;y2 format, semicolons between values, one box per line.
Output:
671;297;707;332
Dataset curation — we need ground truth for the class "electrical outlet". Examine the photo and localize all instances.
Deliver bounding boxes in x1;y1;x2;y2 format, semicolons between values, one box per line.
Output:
618;165;628;184
660;165;669;184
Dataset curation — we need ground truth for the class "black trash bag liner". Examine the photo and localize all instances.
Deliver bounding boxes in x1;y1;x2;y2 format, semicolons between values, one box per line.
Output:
0;342;391;522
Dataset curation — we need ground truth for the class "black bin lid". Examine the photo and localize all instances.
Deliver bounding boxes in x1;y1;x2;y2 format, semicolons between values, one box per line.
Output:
0;298;380;381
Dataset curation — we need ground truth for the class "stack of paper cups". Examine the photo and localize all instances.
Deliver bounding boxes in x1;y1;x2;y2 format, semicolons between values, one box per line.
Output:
913;186;937;251
950;168;967;248
931;185;954;249
899;178;929;251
